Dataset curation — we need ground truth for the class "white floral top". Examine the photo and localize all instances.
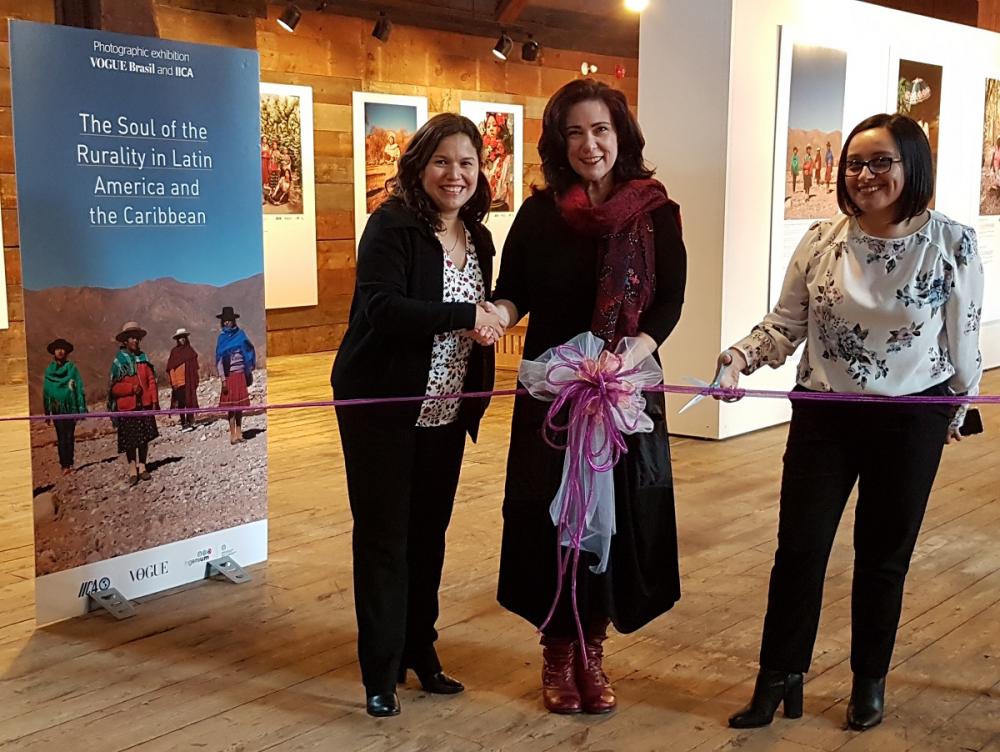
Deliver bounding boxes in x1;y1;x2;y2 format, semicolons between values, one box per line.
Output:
416;228;485;427
733;212;983;428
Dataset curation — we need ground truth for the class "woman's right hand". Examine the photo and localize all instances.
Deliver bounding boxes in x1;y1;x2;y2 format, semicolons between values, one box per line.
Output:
714;348;747;402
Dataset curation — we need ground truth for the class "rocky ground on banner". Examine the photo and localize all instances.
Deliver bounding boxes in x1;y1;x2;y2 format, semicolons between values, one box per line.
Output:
30;371;268;576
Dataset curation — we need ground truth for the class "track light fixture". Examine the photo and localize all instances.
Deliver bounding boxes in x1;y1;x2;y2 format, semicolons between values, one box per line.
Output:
580;61;598;76
521;35;540;62
492;32;513;61
277;3;301;32
372;12;392;43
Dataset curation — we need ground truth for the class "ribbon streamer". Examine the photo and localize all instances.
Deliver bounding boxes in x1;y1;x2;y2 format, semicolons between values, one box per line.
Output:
518;332;664;659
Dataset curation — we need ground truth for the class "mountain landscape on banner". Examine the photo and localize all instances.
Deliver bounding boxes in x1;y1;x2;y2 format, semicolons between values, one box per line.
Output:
24;274;266;414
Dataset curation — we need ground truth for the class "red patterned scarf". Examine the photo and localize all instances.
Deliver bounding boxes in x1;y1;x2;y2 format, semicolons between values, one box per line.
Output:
557;179;680;349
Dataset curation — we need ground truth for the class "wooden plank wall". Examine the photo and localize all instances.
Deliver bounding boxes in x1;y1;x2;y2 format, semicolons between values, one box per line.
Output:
0;0;639;384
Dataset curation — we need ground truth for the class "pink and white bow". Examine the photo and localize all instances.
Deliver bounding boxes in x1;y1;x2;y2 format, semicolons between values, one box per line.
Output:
519;332;663;645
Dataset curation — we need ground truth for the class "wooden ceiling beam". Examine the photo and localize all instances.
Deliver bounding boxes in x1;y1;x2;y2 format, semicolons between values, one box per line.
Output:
496;0;532;24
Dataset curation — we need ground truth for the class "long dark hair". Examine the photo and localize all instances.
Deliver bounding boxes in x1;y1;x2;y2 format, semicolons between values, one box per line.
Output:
386;113;492;230
836;113;933;223
538;79;654;196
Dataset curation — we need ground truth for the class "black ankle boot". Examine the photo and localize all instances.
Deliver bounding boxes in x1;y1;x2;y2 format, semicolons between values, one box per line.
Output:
847;675;885;730
728;669;804;728
365;691;401;717
397;665;465;694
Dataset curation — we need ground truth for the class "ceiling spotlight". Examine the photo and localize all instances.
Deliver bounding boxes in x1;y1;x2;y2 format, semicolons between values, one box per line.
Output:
372;12;392;43
521;35;540;62
277;3;301;32
492;32;513;61
580;62;597;76
624;0;650;11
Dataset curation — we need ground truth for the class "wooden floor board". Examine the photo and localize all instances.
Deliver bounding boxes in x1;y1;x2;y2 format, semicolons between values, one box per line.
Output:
0;354;996;750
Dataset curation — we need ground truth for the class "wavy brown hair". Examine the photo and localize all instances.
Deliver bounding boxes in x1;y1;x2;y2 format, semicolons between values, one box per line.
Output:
538;79;654;196
386;113;492;230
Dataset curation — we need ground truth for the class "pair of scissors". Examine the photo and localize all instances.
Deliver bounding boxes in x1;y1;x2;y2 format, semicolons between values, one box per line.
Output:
678;361;728;414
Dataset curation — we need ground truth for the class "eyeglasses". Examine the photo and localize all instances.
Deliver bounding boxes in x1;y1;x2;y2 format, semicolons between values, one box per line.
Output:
844;156;901;177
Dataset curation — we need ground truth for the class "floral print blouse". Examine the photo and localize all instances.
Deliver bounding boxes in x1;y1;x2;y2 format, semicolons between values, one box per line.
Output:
733;212;983;427
416;227;485;427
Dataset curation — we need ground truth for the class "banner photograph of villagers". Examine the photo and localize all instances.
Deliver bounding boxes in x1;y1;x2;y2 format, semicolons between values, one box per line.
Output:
896;58;943;210
460;100;524;215
351;91;428;250
782;43;846;221
9;21;268;584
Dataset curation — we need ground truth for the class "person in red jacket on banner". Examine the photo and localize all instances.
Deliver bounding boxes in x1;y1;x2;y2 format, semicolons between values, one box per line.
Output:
108;321;160;487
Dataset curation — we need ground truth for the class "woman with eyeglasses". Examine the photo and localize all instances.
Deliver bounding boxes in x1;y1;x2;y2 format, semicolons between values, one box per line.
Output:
713;113;983;732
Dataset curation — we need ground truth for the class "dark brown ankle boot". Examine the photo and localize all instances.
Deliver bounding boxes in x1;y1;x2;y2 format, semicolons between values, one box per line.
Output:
540;635;582;714
575;620;616;714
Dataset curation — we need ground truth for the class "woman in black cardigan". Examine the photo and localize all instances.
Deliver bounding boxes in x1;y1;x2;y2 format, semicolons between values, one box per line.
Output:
331;114;503;717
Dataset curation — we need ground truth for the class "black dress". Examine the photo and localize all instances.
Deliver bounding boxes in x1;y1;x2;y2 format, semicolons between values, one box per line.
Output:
493;190;687;634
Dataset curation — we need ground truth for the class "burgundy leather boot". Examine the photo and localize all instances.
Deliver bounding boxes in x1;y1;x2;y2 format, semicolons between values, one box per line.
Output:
575;620;616;714
540;635;582;714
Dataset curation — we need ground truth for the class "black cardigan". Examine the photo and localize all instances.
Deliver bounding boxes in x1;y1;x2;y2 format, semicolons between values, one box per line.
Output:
331;199;496;440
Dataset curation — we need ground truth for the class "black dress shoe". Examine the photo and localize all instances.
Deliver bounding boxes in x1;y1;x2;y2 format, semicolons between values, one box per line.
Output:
728;669;804;728
398;666;465;694
847;675;885;731
365;692;401;717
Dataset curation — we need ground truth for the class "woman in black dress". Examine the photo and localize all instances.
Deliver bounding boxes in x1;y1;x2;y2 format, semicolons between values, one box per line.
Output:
489;79;687;715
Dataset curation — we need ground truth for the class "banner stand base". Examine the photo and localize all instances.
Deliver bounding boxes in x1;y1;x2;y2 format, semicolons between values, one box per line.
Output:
88;588;137;620
206;556;251;585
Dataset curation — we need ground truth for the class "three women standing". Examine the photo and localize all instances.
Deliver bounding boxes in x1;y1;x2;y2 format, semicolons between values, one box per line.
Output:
489;80;687;715
331;113;502;717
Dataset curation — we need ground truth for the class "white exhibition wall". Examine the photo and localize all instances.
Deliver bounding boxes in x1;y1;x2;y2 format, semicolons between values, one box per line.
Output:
641;0;1000;439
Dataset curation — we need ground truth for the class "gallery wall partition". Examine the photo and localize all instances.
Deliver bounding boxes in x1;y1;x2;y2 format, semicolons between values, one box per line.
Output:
643;0;1000;439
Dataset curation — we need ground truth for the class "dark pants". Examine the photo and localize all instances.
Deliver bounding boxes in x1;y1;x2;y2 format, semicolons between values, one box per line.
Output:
173;388;194;427
54;417;77;469
759;386;952;678
336;406;467;695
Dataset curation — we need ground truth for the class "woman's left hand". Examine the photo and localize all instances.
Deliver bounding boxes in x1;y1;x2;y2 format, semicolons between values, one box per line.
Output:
945;426;963;444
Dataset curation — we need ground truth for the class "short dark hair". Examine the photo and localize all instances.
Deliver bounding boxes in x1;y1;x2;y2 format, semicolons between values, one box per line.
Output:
537;79;654;196
837;113;933;223
386;113;491;230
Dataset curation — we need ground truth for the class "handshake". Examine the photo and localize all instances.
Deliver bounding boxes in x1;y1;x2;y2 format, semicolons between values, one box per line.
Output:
469;300;510;346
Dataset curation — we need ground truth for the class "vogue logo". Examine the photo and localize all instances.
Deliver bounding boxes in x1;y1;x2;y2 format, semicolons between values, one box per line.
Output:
78;577;111;598
129;561;169;582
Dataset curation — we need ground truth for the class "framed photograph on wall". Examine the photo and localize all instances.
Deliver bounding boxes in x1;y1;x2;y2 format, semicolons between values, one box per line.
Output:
460;100;524;276
352;91;428;250
769;29;848;307
459;100;524;215
261;82;318;309
889;51;944;209
975;74;1000;324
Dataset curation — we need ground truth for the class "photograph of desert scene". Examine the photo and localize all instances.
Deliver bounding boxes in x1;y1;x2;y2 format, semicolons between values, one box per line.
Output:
782;44;846;221
363;101;418;213
26;275;267;576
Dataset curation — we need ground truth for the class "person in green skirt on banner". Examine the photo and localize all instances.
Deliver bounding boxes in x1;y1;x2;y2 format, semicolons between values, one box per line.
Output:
42;337;87;475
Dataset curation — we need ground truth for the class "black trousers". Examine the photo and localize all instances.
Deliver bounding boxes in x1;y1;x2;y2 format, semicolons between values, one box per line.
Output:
759;386;952;678
336;406;467;695
54;417;77;469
